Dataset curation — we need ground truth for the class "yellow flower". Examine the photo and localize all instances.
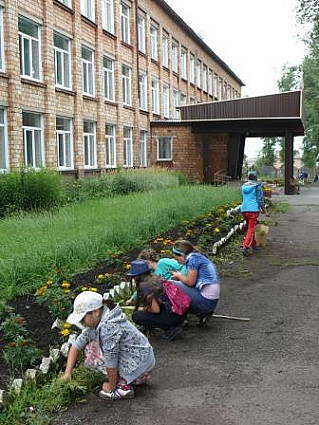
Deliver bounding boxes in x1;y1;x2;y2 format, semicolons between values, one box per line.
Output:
61;281;71;289
63;322;71;329
98;274;104;279
63;289;70;294
214;227;220;233
89;287;98;292
46;279;53;286
35;286;47;296
81;286;88;291
60;329;70;337
125;264;131;270
104;273;110;277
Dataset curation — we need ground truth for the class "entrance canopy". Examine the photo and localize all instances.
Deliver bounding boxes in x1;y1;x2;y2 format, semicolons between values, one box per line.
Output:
180;91;305;194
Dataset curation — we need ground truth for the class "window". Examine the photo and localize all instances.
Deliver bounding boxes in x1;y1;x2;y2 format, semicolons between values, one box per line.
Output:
196;59;201;89
22;112;43;169
228;85;232;99
105;124;116;168
56;117;73;169
218;77;223;100
173;90;179;119
54;33;71;89
157;136;172;161
181;47;187;80
82;45;95;96
103;56;114;101
162;34;169;68
83;120;96;168
150;24;158;61
213;73;218;98
0;7;4;72
163;83;170;118
19;16;41;81
139;130;147;167
139;72;147;110
190;97;195;105
203;65;208;92
208;69;213;96
151;78;160;114
172;40;178;73
102;0;114;34
123;127;133;167
81;0;95;21
58;0;72;7
0;108;7;171
120;3;130;44
137;13;146;53
180;92;187;106
122;64;132;106
223;81;227;99
189;54;195;84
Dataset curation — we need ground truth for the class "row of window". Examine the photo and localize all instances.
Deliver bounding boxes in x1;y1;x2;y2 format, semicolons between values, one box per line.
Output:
0;4;239;103
0;108;173;172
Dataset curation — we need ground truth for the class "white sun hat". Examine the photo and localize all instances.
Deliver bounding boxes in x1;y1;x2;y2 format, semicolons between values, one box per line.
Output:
67;291;103;324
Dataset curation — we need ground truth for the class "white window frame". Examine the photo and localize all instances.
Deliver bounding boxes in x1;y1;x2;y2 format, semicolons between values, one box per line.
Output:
82;45;95;97
22;112;44;169
105;123;116;168
139;130;147;167
162;34;169;68
56;117;73;170
214;73;218;98
0;7;4;72
83;120;96;168
196;59;202;89
189;53;195;84
102;0;114;34
0;108;8;172
157;136;172;161
137;12;146;53
122;64;132;106
58;0;72;7
150;24;158;61
120;3;130;44
208;69;213;96
151;78;160;115
139;72;148;111
172;40;178;73
19;16;42;81
180;92;187;107
81;0;95;21
103;56;115;101
203;65;208;92
173;89;179;119
181;47;187;80
218;77;223;100
163;83;170;118
54;32;72;90
123;127;133;167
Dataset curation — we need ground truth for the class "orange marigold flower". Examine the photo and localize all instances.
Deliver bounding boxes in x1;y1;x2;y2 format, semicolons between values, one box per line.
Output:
60;329;70;337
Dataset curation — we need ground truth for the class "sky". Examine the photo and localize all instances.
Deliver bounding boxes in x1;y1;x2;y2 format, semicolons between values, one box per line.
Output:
166;0;307;158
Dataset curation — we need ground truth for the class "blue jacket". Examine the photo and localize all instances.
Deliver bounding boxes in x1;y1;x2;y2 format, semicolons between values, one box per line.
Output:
240;181;264;213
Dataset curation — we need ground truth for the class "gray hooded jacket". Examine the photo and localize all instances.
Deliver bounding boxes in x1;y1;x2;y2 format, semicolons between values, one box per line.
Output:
73;304;155;383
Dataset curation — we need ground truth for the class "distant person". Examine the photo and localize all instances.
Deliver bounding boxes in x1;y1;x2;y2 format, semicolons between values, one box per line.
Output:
240;172;265;256
170;240;220;327
61;291;155;401
314;174;318;182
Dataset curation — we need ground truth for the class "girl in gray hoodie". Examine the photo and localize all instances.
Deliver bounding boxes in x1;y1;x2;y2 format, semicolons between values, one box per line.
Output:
61;291;155;401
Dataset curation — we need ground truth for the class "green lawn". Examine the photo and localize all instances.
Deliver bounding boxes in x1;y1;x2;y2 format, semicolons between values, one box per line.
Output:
0;185;240;300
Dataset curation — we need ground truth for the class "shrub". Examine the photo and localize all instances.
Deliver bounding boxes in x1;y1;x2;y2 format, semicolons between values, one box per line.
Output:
0;169;64;218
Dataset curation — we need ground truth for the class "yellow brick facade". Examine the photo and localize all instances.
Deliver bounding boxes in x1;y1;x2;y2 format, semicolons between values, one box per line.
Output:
0;0;243;177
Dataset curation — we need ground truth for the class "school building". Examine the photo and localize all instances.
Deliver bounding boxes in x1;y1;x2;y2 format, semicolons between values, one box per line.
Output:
0;0;244;178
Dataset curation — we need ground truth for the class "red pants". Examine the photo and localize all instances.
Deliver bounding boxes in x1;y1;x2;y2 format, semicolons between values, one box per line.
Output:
242;212;259;248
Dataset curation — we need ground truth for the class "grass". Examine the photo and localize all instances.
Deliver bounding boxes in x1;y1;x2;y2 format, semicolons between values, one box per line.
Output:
0;185;240;301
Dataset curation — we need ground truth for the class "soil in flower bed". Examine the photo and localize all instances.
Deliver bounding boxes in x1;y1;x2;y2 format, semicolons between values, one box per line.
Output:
0;206;242;388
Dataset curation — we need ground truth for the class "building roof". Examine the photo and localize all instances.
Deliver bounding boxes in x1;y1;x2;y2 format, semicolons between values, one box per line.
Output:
158;0;245;87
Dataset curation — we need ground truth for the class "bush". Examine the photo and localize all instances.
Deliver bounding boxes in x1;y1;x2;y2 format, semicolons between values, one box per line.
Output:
64;168;184;202
0;169;64;218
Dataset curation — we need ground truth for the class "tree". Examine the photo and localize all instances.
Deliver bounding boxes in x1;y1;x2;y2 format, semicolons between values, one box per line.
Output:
259;137;277;166
297;0;319;24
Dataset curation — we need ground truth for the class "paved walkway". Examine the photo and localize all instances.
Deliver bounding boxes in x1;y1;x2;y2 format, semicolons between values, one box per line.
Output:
54;184;319;425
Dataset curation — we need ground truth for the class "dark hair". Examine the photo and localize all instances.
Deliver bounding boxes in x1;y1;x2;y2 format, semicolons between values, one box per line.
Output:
173;240;197;256
135;276;164;311
138;249;159;262
248;172;257;181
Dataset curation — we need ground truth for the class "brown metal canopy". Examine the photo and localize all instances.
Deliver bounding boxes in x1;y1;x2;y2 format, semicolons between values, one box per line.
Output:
178;91;305;194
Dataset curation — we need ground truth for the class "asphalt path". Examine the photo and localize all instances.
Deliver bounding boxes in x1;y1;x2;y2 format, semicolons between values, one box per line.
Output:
54;184;319;425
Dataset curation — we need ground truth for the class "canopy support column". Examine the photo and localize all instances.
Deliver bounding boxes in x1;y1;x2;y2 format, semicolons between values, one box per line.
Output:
284;130;294;195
